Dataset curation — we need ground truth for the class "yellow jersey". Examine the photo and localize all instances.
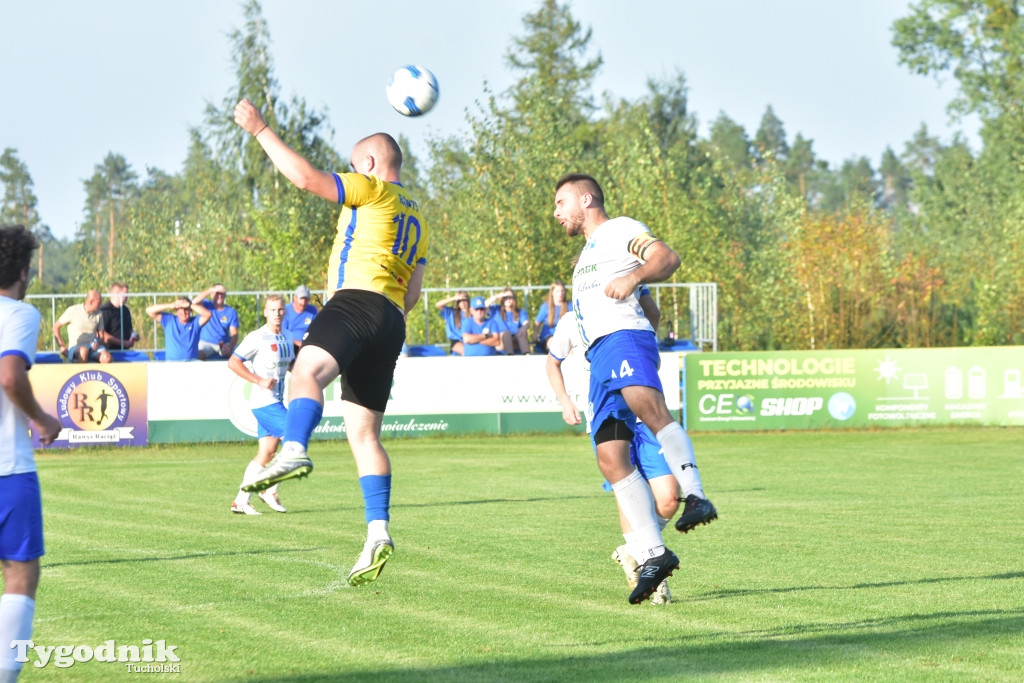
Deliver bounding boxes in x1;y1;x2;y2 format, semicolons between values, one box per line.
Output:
327;172;428;310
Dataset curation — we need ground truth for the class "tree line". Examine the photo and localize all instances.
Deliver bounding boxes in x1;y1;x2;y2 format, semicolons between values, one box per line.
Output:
3;0;1022;350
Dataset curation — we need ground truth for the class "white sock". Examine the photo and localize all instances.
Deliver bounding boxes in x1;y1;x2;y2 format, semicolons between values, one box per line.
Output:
0;594;35;675
656;422;705;499
367;519;390;542
236;461;262;504
610;470;664;562
266;484;279;496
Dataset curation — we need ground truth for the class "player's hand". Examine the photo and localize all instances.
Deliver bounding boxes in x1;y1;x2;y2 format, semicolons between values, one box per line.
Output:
34;413;61;445
561;403;581;426
258;377;277;391
234;99;267;137
604;275;638;301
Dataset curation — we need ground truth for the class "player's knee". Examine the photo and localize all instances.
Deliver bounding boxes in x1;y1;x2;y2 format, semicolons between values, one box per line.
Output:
594;417;634;445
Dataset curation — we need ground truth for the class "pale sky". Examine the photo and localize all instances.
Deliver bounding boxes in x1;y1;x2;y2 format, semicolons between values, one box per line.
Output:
1;0;976;239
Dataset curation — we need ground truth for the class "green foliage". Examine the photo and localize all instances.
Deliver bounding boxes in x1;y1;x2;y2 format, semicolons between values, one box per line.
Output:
51;0;1024;351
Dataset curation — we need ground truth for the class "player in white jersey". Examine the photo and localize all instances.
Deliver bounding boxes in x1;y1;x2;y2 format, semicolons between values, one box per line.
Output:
547;291;681;604
228;296;295;515
0;225;61;682
553;173;717;604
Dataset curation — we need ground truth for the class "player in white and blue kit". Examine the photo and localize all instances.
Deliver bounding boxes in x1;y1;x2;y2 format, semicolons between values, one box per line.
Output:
228;295;295;515
554;173;716;604
0;225;61;682
546;291;680;604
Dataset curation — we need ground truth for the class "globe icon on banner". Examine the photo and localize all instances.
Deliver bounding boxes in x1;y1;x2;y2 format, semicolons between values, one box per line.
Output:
828;392;856;421
736;395;755;414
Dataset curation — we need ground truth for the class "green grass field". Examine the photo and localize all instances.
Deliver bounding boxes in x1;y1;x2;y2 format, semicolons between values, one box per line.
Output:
24;428;1024;681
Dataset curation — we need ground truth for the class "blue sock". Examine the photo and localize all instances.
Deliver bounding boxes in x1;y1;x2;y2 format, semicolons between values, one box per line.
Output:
359;474;392;523
283;397;323;448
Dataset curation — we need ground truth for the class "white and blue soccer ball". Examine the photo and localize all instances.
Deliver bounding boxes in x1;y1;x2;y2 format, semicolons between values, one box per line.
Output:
386;65;439;117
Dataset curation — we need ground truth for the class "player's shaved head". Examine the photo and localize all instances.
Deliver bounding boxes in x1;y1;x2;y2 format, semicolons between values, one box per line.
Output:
352;133;403;173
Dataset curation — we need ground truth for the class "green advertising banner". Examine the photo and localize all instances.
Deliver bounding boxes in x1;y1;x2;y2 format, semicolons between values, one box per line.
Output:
685;347;1024;431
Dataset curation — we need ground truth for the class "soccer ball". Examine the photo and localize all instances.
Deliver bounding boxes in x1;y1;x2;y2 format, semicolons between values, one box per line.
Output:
386;65;439;117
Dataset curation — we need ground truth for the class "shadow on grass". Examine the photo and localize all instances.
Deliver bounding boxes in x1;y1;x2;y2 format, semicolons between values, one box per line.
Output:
45;546;325;568
226;608;1024;682
698;570;1024;601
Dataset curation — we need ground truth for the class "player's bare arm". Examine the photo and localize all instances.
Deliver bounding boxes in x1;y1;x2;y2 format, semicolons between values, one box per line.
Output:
545;354;581;426
228;354;276;391
233;99;338;202
404;264;427;314
0;355;61;444
604;240;681;300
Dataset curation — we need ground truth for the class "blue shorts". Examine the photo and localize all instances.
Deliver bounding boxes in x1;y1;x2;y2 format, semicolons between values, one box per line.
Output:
585;330;664;433
252;402;287;439
0;472;45;562
630;422;672;480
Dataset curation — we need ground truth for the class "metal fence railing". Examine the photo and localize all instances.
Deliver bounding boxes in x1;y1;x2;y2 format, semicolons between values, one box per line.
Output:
26;282;718;356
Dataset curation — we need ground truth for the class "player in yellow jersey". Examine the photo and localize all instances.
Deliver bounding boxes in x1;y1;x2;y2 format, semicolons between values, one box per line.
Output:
233;99;427;587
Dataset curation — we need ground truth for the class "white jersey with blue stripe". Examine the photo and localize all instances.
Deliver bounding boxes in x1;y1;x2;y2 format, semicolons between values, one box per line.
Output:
232;325;294;409
571;216;656;351
0;296;42;475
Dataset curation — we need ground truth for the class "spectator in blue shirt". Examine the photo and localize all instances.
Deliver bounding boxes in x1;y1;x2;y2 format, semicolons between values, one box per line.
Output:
283;284;319;353
435;290;471;355
460;296;502;356
534;280;572;354
146;298;212;360
490;289;531;355
194;284;240;360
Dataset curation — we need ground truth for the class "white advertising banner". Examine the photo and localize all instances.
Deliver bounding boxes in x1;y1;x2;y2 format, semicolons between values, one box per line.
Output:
147;354;682;441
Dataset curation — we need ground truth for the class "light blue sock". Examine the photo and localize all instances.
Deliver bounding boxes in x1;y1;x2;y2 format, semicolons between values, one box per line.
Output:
283;397;323;448
359;474;392;523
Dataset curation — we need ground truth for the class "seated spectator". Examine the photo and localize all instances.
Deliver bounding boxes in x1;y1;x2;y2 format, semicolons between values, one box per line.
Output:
98;281;140;351
146;298;212;361
283;284;319;354
460;296;502;356
534;280;572;354
194;283;239;360
435;290;471;356
52;289;111;363
489;289;531;355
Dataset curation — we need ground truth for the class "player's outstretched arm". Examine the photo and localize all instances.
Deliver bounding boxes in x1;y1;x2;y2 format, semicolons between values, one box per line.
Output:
233;99;338;203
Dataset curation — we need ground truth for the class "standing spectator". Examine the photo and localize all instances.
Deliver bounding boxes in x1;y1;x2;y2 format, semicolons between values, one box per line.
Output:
460;296;502;356
52;289;111;363
490;289;531;355
228;295;294;515
0;224;61;682
97;282;139;351
146;298;212;361
534;280;572;354
435;290;471;355
283;285;318;354
194;284;239;360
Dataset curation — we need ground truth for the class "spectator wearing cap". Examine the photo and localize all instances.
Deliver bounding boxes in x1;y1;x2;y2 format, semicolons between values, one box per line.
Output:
459;295;502;356
283;284;319;353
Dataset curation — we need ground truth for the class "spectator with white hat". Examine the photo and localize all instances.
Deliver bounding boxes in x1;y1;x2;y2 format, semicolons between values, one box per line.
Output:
283;284;319;354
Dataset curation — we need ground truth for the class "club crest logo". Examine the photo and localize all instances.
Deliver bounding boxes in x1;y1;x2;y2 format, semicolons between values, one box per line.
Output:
57;370;130;433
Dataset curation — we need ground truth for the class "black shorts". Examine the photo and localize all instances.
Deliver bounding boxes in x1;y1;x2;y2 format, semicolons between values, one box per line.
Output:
301;289;406;412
